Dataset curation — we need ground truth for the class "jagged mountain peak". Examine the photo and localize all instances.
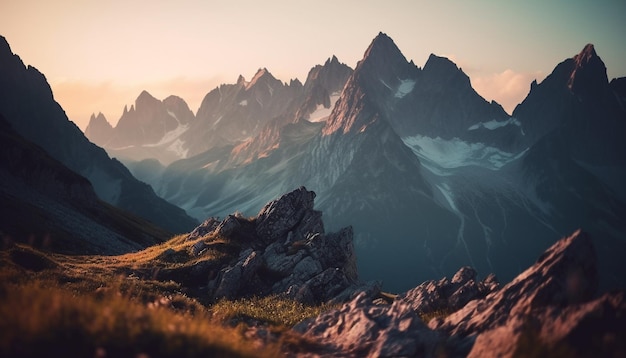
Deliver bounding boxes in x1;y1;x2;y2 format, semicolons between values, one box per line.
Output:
236;74;247;85
246;67;278;90
360;32;408;68
85;111;113;145
568;43;608;95
325;55;340;66
575;43;598;64
135;89;160;108
422;53;471;87
424;53;460;73
289;78;303;88
89;112;109;125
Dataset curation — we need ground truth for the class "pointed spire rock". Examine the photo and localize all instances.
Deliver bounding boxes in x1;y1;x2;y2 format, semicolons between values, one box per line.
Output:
290;78;303;88
237;74;246;85
325;55;340;66
568;43;609;96
360;32;407;69
85;111;113;145
136;90;159;108
348;32;419;96
246;67;280;90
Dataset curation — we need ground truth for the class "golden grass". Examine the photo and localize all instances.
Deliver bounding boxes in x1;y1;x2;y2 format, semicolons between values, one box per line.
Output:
0;228;338;357
210;295;341;328
0;238;280;358
0;279;278;357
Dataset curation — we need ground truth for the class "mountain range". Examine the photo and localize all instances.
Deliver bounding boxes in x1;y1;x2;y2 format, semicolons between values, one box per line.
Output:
0;35;198;240
4;32;624;293
84;33;626;292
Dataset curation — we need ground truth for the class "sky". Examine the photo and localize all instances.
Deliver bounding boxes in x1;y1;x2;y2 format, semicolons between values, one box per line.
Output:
1;0;625;130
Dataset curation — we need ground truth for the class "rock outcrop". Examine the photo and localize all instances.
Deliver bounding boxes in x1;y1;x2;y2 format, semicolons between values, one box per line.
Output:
431;230;598;337
185;187;369;304
397;266;499;317
291;230;626;357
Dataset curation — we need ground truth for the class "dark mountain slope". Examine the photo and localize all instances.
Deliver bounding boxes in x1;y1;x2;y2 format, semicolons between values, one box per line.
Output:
0;35;197;233
0;115;172;254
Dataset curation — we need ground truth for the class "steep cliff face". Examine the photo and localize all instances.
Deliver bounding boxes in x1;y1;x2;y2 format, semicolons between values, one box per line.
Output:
0;115;171;254
0;35;198;233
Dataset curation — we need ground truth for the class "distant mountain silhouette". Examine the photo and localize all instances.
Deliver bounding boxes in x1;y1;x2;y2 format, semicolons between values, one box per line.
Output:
0;35;198;234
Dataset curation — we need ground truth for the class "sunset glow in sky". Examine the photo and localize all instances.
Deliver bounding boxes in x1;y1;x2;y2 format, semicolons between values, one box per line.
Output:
1;0;625;130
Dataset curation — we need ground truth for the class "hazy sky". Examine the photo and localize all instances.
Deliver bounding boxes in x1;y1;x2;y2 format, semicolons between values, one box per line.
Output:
1;0;625;130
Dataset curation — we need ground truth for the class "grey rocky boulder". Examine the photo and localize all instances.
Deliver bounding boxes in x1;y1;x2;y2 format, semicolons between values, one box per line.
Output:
396;266;499;319
255;186;317;244
192;186;373;304
293;291;466;357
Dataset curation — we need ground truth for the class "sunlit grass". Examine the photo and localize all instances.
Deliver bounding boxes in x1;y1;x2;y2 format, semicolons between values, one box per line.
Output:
0;279;277;357
0;221;343;357
0;237;277;357
210;295;341;328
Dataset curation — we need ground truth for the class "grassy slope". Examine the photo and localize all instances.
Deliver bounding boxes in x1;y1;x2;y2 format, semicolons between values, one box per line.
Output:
0;228;334;357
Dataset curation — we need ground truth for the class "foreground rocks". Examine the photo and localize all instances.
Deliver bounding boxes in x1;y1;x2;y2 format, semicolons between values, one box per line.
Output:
291;230;626;357
164;189;625;356
185;186;374;304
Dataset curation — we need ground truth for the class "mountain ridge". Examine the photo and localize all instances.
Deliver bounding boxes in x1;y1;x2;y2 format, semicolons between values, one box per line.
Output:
0;35;198;234
123;34;626;293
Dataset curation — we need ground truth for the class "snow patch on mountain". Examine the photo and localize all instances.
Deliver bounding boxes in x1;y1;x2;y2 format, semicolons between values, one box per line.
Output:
213;115;224;127
395;79;416;98
167;110;178;121
380;79;393;91
239;100;248;106
166;139;188;158
402;135;528;173
468;117;523;133
310;93;341;122
144;123;190;148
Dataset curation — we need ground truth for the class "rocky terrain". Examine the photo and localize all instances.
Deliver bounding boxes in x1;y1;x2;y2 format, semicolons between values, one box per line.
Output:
171;186;374;304
292;230;626;357
1;185;625;357
1;30;625;357
93;187;626;356
171;188;625;356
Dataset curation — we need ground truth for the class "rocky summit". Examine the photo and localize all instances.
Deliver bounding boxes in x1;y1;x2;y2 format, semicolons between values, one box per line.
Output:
182;186;375;304
292;230;626;357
